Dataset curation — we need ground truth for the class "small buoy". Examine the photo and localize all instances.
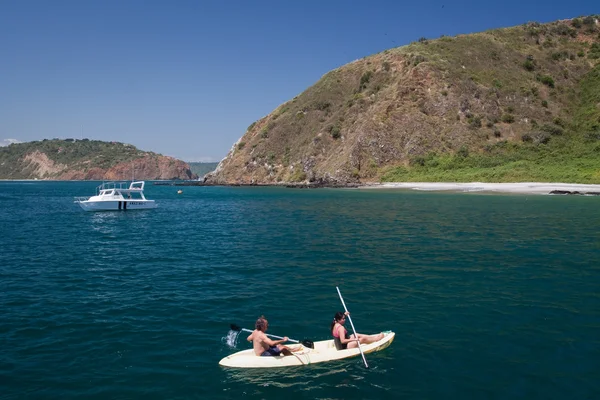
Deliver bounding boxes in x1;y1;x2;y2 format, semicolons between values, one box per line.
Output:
177;190;183;194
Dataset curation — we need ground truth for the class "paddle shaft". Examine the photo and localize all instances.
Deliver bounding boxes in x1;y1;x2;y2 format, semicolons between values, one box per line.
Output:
237;327;299;343
336;286;369;368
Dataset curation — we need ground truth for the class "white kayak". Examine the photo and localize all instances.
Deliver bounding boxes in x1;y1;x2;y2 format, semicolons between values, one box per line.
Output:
219;331;394;368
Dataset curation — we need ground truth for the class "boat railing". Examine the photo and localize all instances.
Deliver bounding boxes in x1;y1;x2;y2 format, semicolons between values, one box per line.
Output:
129;181;145;190
97;181;132;192
96;181;146;193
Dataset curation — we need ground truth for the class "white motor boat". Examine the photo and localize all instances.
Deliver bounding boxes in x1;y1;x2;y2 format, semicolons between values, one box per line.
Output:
74;181;157;211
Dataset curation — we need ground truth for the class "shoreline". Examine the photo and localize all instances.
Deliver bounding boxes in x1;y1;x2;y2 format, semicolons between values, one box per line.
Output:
3;179;600;195
359;182;600;195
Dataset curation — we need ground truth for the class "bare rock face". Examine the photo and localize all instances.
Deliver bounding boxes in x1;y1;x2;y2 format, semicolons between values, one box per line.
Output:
101;155;196;181
23;151;68;177
53;155;197;180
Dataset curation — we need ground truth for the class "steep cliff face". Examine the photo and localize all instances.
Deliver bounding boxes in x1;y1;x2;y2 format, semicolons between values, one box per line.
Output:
53;155;195;180
206;17;600;184
0;139;197;180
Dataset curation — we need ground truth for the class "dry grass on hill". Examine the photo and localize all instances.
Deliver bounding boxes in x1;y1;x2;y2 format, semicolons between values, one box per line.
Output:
208;16;600;184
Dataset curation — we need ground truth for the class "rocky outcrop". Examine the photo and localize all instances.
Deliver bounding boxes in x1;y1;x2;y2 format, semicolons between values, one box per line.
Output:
549;190;600;196
23;151;69;177
54;155;196;180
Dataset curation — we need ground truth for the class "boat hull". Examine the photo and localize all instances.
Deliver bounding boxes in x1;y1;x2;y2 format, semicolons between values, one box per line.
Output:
76;200;157;211
219;331;394;368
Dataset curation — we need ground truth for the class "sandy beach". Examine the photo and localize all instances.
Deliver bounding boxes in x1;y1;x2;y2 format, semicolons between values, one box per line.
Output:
360;182;600;195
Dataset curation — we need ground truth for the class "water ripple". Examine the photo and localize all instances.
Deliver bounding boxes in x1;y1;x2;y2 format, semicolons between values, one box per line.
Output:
0;183;599;398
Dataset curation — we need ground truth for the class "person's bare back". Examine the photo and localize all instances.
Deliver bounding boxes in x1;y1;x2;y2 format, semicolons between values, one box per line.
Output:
247;316;298;356
247;329;273;355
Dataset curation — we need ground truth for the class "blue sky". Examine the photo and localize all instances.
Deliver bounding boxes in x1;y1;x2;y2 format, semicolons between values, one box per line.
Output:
1;1;597;162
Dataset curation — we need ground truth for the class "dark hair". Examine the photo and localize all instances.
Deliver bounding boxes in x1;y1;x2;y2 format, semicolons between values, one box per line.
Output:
255;315;267;331
330;311;345;332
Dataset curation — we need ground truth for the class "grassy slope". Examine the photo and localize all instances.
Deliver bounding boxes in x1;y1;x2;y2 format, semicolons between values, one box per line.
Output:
377;20;600;183
381;63;600;183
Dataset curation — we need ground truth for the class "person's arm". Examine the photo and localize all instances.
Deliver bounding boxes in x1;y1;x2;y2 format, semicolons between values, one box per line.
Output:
337;326;350;344
338;326;357;345
247;332;254;342
263;335;289;347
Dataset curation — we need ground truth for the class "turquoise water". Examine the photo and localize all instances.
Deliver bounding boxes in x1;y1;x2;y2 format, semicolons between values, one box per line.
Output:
1;182;599;399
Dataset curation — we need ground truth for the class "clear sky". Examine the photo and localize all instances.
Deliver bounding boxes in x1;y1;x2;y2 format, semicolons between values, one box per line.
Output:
1;1;597;162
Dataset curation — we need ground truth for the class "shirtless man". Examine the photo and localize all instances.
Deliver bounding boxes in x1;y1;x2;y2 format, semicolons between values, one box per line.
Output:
247;316;299;356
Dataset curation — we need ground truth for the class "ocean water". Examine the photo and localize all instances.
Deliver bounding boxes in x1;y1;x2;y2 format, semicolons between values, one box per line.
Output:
1;181;599;399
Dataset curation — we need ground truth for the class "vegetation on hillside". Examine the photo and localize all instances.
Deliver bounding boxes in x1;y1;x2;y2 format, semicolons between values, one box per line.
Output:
0;139;195;180
208;16;600;184
0;139;148;179
382;64;600;183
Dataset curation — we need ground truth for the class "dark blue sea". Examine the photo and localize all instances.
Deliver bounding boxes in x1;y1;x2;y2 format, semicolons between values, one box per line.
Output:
1;181;599;399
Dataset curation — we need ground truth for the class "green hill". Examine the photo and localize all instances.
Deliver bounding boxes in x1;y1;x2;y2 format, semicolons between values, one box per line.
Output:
206;16;600;185
0;139;197;180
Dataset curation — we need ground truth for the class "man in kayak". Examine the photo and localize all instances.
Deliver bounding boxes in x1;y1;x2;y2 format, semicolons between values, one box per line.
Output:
247;316;300;356
331;311;384;350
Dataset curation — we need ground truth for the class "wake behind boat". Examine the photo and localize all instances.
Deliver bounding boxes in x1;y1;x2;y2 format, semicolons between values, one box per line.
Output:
74;181;157;211
219;330;394;368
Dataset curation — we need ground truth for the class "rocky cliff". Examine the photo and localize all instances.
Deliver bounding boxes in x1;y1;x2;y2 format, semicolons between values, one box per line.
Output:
0;139;197;180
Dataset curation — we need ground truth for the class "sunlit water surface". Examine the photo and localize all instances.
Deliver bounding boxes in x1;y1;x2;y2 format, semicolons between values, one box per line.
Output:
1;182;599;399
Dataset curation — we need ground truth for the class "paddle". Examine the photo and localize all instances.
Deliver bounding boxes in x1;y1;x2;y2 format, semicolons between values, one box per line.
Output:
230;324;314;349
336;286;369;368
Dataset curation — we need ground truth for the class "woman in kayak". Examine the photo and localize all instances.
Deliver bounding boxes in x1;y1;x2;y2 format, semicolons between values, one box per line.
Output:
331;311;384;350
